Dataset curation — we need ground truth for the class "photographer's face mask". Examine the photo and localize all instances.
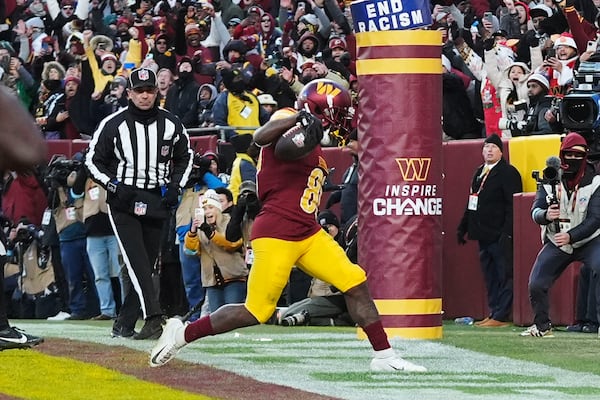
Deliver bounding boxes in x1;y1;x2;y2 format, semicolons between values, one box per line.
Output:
561;151;586;176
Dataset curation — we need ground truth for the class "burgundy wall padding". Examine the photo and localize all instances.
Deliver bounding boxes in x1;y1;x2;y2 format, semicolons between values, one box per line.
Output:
189;135;218;155
441;139;489;320
47;136;219;161
46;140;72;161
357;30;443;335
72;140;91;156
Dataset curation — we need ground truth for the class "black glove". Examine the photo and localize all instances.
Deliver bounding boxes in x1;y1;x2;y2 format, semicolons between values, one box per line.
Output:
524;31;539;48
106;180;135;209
236;193;248;211
457;230;467;245
483;38;495;51
296;110;324;146
339;52;351;67
245;193;261;219
163;184;180;208
199;222;215;239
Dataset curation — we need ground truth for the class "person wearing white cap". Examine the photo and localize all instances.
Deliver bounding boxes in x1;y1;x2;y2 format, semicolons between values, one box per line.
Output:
520;72;561;135
540;32;578;96
257;93;278;116
185;189;248;313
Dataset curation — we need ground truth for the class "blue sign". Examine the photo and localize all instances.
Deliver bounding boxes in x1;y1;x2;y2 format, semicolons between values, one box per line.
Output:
351;0;433;32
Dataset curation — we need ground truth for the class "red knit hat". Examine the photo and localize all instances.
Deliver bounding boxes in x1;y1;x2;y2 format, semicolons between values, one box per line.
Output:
64;75;80;86
514;1;530;21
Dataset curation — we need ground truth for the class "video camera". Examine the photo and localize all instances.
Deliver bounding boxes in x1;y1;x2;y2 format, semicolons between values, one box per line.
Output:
44;155;82;187
559;61;600;156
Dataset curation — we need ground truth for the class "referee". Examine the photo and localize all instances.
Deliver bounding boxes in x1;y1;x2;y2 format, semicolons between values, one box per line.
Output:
86;68;193;340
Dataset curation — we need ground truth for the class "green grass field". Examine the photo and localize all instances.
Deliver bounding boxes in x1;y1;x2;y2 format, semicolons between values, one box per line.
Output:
5;320;600;400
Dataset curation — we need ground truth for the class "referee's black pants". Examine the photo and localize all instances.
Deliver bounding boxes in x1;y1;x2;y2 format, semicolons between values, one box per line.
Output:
108;206;164;331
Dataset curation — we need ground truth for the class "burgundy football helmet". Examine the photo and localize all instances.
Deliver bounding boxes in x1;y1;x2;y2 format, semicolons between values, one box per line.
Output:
296;79;354;145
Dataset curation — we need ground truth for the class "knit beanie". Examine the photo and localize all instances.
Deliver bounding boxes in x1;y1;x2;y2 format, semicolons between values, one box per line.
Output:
484;133;503;152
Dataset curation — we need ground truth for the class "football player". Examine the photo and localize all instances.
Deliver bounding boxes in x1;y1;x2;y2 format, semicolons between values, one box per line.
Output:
150;79;426;373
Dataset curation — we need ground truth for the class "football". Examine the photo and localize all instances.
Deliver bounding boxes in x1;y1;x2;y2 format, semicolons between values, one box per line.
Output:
273;124;316;161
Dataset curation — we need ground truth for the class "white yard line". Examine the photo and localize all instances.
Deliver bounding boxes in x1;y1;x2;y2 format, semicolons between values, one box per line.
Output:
18;322;600;400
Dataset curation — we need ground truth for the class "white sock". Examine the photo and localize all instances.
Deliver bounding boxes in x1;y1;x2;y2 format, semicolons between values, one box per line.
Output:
374;348;395;359
176;324;188;346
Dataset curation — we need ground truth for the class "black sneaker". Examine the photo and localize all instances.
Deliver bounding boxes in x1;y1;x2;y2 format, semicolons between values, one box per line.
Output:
111;323;136;338
133;315;165;340
0;327;44;350
281;310;310;326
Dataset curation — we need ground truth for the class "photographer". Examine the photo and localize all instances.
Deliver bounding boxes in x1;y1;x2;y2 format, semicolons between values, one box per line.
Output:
70;161;123;321
46;155;100;320
522;132;600;337
521;73;561;135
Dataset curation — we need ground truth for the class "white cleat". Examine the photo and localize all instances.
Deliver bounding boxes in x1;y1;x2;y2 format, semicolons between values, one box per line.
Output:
149;318;187;367
370;348;427;372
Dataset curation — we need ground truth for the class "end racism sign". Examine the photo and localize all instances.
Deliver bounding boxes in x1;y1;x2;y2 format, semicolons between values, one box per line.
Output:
351;0;433;32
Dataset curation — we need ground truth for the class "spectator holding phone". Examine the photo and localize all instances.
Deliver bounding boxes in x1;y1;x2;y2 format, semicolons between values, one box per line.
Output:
534;32;578;97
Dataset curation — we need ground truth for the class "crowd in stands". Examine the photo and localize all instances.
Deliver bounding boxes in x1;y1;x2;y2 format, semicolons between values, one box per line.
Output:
1;0;600;324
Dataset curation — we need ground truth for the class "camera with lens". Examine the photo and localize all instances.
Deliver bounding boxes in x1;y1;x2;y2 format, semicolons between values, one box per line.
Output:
184;153;213;186
498;117;527;134
44;155;81;187
532;165;560;185
15;224;44;244
513;99;528;112
265;51;284;70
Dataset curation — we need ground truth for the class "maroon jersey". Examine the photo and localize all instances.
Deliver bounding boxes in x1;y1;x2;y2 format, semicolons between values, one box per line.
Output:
251;142;329;241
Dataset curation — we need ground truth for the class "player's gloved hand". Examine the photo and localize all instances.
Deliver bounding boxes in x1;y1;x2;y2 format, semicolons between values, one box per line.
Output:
199;222;215;239
296;110;324;147
163;184;180;208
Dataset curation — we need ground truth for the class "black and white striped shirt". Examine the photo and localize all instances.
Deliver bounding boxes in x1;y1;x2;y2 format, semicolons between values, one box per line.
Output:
86;107;193;190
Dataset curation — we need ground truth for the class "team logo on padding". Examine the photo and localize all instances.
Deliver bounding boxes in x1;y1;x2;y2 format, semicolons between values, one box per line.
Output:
395;158;431;182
